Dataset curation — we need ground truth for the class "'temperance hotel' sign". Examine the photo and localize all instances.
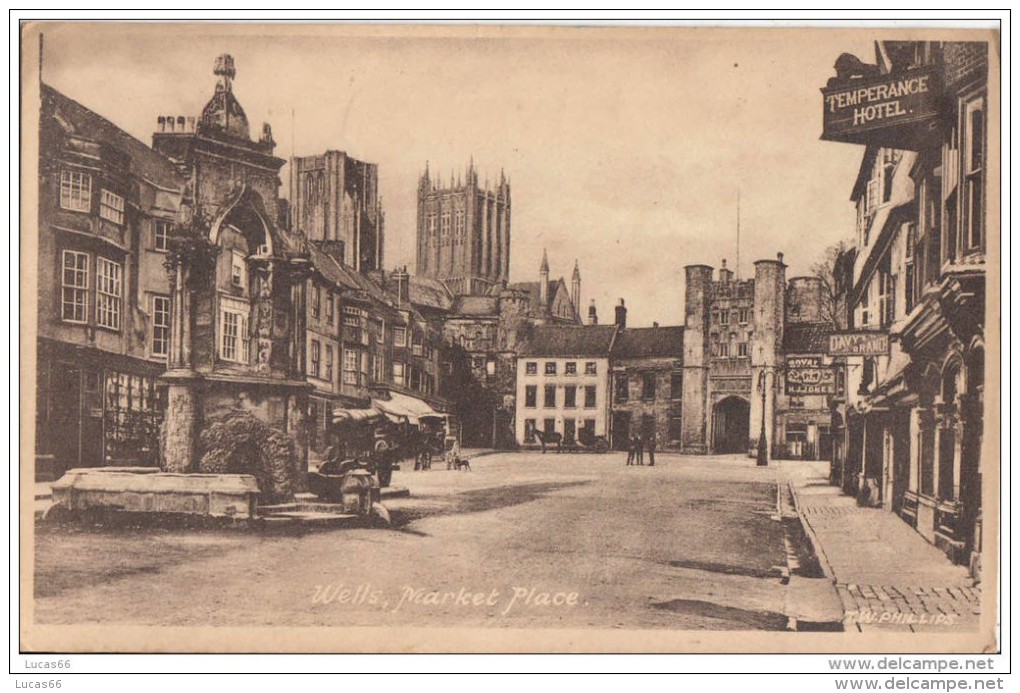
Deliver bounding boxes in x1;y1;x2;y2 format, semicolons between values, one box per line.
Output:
821;65;943;148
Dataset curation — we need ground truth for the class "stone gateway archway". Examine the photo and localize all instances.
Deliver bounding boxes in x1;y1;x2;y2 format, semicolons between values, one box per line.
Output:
713;396;750;454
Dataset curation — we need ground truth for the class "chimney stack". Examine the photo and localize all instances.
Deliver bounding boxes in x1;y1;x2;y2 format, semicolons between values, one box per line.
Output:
588;299;598;326
615;298;627;329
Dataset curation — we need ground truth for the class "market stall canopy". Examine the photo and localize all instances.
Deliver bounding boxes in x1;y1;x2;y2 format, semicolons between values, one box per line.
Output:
332;408;386;425
372;392;446;424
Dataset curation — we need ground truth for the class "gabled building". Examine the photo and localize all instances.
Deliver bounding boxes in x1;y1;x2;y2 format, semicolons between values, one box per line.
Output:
36;82;185;478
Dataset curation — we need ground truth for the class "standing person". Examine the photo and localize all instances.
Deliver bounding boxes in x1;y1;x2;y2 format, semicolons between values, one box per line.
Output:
646;434;656;466
625;434;635;466
636;434;645;466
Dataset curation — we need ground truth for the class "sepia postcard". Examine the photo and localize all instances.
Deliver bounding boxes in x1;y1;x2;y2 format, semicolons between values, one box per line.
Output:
19;21;1000;655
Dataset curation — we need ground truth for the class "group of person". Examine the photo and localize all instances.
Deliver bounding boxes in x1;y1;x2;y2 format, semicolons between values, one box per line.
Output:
625;434;656;466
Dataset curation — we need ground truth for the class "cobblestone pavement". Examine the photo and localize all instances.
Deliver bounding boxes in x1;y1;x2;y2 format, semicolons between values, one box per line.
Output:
781;461;982;633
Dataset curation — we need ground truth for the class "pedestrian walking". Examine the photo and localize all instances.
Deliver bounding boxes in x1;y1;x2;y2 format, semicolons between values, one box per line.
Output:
646;434;656;466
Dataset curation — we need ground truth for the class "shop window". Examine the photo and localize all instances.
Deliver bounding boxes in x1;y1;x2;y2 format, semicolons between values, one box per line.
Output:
61;250;89;323
60;170;92;212
96;257;122;330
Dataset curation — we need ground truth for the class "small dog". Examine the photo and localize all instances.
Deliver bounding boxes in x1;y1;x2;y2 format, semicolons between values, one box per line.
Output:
454;457;472;471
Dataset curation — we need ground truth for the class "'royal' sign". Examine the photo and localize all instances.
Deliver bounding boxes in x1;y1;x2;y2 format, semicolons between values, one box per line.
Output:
821;66;943;148
827;332;890;357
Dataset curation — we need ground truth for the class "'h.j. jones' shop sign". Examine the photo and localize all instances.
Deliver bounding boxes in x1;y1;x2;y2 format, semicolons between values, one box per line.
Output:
821;66;942;147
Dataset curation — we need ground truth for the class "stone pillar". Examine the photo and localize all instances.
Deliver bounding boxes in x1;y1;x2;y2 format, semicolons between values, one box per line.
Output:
287;391;309;491
163;379;200;473
161;253;201;473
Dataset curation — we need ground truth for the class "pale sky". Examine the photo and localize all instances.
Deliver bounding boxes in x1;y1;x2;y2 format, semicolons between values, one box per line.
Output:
38;23;879;327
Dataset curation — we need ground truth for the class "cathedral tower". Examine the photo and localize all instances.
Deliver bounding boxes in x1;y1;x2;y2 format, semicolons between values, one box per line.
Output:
416;161;511;296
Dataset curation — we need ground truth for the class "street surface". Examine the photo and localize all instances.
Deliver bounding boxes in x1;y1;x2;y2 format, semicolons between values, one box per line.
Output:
34;452;793;630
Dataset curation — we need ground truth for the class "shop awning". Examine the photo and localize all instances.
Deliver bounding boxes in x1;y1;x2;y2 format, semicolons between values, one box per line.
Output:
332;408;386;425
372;392;446;424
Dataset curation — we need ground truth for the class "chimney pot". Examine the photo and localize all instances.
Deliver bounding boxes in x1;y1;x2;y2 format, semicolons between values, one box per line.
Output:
777;252;784;262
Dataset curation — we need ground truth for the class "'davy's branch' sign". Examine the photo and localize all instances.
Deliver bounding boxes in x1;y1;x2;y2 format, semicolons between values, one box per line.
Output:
821;66;943;148
828;332;891;357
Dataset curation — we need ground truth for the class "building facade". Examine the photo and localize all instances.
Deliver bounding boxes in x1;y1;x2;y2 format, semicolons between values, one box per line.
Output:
681;258;786;455
416;162;510;296
515;325;617;449
822;40;989;576
36;84;186;478
609;324;685;451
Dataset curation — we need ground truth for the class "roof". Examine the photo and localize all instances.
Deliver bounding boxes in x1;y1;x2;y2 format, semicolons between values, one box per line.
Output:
508;278;569;312
783;322;832;355
611;326;684;359
521;325;618;358
452;295;498;316
42;83;183;191
407;275;454;311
